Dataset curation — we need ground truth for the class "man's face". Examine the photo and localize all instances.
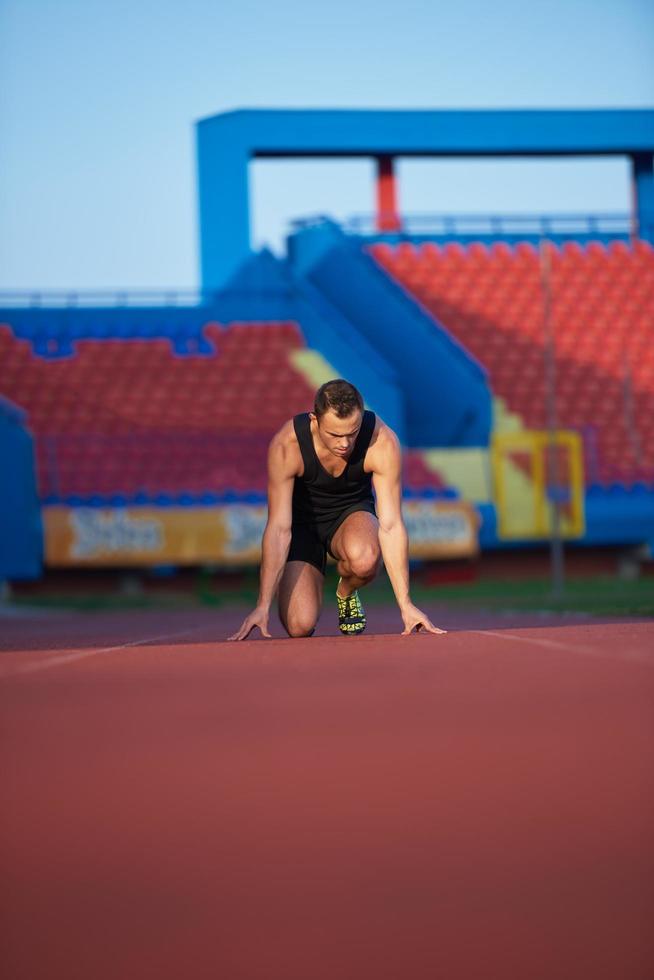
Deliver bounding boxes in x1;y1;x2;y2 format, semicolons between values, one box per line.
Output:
314;409;363;458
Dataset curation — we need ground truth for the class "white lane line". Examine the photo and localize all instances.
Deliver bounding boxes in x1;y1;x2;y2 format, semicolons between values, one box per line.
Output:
468;629;653;666
0;625;212;680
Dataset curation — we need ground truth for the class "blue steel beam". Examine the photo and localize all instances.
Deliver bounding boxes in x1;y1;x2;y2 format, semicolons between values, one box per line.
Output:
196;109;654;288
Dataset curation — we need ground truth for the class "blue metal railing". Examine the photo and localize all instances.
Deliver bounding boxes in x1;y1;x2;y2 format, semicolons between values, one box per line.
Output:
290;210;654;247
0;289;208;309
291;211;639;239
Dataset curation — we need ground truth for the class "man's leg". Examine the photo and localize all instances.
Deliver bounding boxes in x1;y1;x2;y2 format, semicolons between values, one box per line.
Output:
329;511;381;598
278;560;324;638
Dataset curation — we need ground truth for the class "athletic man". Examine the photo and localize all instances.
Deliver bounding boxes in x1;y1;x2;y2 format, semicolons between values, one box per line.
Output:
228;379;446;640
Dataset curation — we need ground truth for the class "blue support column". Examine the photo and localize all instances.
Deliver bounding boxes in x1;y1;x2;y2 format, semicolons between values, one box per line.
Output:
632;153;654;243
0;399;42;580
197;119;251;293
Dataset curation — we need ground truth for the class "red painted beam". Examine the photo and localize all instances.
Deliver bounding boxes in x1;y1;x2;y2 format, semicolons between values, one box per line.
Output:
376;155;401;232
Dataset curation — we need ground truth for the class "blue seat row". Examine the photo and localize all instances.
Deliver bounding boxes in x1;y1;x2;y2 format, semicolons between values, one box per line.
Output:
41;487;461;507
42;490;269;507
4;316;218;358
586;482;654;498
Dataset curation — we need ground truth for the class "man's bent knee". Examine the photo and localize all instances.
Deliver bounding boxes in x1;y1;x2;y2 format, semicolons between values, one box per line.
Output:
347;547;381;582
284;616;317;638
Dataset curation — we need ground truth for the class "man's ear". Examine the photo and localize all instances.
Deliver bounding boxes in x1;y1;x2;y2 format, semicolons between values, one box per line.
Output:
309;412;316;422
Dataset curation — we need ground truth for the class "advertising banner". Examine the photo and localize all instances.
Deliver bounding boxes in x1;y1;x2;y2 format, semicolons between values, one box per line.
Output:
43;501;478;567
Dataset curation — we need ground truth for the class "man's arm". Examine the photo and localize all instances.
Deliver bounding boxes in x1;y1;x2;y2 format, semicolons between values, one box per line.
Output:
228;430;296;641
372;428;446;636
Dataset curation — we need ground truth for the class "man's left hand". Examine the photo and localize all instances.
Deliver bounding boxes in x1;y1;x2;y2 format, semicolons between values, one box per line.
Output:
400;602;447;635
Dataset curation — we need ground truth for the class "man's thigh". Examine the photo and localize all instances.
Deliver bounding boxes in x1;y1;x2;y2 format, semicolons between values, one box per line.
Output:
278;560;324;630
329;510;380;562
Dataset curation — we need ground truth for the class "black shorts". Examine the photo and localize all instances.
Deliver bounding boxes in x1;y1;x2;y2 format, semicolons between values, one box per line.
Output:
287;501;377;575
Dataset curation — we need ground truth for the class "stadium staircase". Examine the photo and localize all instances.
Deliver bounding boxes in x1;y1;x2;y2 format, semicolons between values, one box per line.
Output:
288;220;492;448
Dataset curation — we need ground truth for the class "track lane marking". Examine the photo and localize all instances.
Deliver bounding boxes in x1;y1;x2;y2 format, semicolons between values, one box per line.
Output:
468;628;653;665
0;625;212;680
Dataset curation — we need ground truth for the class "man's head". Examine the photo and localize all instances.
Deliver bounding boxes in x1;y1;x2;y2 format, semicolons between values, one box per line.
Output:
311;379;364;458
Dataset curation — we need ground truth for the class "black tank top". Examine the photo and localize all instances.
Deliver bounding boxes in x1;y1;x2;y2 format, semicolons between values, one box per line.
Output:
292;411;376;528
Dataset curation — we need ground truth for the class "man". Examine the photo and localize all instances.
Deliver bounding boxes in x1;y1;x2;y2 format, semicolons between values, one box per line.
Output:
228;379;446;640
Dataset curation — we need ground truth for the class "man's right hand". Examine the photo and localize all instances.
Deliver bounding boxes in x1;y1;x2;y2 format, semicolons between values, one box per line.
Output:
227;606;272;641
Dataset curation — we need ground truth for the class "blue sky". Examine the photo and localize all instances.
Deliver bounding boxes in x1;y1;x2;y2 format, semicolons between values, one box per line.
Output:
1;0;653;290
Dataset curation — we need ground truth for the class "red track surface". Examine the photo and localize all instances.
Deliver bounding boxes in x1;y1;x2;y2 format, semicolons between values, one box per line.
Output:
1;606;653;980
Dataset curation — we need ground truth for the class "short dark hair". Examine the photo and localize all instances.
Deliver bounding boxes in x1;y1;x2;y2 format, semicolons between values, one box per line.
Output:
314;379;364;420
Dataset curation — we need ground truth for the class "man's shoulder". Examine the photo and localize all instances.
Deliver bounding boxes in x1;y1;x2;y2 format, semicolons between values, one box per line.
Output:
268;418;303;475
370;417;400;453
366;417;401;472
270;417;300;449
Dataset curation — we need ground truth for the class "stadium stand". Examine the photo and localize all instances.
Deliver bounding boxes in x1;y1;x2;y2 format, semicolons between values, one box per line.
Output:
369;239;654;488
0;320;452;505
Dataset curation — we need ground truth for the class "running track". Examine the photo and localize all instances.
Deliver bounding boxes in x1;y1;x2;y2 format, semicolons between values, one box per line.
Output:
1;606;653;980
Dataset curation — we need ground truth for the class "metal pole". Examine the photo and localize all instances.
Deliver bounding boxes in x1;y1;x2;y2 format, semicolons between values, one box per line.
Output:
540;239;565;599
622;351;644;474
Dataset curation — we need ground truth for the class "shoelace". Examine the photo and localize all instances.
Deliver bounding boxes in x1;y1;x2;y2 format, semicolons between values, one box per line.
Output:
343;593;361;617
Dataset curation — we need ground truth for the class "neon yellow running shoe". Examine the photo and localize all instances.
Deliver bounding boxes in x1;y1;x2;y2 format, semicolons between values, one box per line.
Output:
336;587;366;635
